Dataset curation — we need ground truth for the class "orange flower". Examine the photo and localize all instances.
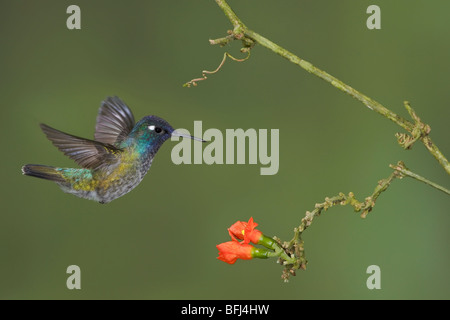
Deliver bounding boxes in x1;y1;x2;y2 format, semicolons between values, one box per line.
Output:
216;240;254;264
228;217;263;245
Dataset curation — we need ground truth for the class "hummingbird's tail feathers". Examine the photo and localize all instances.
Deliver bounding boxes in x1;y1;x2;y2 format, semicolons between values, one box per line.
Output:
40;123;121;169
21;164;66;183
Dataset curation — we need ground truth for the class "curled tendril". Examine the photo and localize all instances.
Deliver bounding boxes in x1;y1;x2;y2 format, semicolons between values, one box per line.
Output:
183;51;251;88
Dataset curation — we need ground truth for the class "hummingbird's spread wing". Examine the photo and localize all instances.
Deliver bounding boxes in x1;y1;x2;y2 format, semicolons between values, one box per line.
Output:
95;96;135;146
40;124;121;169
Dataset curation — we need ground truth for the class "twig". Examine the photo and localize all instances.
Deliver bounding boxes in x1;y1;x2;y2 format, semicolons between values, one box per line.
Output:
209;0;450;175
277;161;448;281
390;162;450;196
280;167;399;281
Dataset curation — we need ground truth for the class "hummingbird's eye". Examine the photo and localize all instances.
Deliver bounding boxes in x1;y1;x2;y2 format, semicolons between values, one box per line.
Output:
148;125;164;134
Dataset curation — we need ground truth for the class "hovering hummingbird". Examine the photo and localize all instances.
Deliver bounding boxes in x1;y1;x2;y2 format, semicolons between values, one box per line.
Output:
22;96;204;204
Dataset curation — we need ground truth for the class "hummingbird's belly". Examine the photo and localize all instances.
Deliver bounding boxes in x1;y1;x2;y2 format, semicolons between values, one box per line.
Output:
95;158;153;203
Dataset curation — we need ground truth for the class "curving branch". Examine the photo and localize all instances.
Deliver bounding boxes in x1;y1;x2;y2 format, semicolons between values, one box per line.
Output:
278;161;449;281
190;0;450;176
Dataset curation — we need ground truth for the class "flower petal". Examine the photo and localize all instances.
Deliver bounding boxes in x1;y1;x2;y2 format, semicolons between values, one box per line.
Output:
216;240;254;264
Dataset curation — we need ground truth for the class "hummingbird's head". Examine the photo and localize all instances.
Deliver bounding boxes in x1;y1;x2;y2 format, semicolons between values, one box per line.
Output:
131;116;205;153
132;115;174;148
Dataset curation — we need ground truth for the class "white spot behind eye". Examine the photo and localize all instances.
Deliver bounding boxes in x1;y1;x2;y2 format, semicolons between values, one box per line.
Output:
148;125;155;131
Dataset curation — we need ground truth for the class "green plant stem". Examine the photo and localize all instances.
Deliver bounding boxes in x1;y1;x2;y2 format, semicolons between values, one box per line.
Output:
390;163;450;196
213;0;450;175
278;162;442;281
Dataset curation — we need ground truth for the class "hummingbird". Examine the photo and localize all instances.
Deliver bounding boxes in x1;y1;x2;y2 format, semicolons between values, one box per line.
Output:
22;96;204;204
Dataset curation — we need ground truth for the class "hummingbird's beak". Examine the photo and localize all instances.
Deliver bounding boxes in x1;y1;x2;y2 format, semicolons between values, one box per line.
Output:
172;130;206;142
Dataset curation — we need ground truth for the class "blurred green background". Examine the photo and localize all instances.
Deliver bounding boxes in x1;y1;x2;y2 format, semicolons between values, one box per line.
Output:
1;0;449;299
